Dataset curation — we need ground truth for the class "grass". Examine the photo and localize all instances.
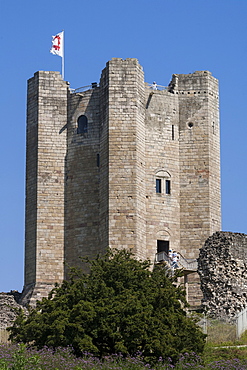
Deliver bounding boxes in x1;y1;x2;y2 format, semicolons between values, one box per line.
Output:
201;329;247;368
203;344;247;363
206;320;237;343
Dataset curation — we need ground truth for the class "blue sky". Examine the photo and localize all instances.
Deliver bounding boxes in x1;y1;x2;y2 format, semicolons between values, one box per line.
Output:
0;0;246;292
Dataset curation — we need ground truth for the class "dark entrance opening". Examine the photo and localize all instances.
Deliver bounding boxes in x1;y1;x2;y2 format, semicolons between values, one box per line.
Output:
157;240;169;254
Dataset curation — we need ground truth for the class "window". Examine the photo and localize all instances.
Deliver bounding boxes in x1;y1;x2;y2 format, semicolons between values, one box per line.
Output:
157;240;169;254
156;179;161;193
77;115;88;134
165;180;171;194
155;171;171;195
172;125;174;140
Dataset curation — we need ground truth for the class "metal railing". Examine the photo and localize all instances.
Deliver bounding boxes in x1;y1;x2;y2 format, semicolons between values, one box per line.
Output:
145;83;167;91
177;253;197;271
71;82;168;94
155;251;197;272
155;251;170;264
70;83;99;94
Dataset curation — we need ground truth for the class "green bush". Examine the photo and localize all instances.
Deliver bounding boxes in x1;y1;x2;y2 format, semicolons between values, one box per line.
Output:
8;249;206;363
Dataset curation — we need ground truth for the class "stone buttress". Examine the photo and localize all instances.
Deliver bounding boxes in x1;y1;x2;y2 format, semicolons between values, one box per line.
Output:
22;71;68;305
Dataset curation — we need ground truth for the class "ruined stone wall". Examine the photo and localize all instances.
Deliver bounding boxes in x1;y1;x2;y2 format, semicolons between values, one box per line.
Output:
198;232;247;321
0;292;24;330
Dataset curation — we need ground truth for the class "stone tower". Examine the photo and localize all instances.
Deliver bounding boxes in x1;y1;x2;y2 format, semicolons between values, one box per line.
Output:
22;58;221;306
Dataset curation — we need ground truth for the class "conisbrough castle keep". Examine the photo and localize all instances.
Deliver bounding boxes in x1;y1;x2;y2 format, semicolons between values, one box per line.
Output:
22;58;221;306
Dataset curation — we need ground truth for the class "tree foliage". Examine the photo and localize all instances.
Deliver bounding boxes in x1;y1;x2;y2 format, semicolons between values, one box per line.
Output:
9;249;206;362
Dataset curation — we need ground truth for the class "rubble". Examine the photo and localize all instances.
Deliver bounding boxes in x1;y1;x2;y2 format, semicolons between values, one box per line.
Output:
0;291;25;329
198;231;247;322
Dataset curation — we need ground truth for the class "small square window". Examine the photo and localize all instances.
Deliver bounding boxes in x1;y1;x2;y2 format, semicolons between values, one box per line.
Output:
156;179;161;193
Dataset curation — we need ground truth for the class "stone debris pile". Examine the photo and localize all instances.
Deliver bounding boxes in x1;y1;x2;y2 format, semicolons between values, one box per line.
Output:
198;231;247;322
0;291;24;329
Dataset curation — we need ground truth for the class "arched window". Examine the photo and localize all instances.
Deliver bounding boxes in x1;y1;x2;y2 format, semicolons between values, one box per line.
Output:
155;170;171;195
77;115;88;134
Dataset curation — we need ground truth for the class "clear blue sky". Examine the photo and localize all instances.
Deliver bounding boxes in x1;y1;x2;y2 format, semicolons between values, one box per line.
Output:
0;0;246;292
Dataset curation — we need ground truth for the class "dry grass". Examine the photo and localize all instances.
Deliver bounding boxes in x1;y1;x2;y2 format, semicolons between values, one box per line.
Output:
206;319;237;343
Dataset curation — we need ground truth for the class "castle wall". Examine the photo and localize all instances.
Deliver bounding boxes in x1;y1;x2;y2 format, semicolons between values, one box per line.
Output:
177;71;221;259
23;59;221;306
65;88;101;276
25;74;38;286
23;71;68;303
208;76;221;234
98;63;110;252
145;89;180;261
105;59;146;259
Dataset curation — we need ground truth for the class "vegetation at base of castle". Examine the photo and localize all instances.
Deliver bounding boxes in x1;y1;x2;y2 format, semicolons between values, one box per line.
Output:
2;344;247;370
8;249;205;363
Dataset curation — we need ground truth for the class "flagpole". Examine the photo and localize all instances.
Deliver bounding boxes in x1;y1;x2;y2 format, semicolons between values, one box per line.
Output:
62;30;64;79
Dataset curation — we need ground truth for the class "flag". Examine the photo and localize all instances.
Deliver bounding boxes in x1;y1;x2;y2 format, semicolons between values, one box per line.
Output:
50;31;64;57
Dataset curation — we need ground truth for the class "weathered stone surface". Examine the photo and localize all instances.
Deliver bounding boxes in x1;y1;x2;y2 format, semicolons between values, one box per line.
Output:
198;231;247;321
0;291;25;329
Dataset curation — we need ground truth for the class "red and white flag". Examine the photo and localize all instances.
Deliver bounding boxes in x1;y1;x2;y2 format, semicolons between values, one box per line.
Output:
50;31;64;57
